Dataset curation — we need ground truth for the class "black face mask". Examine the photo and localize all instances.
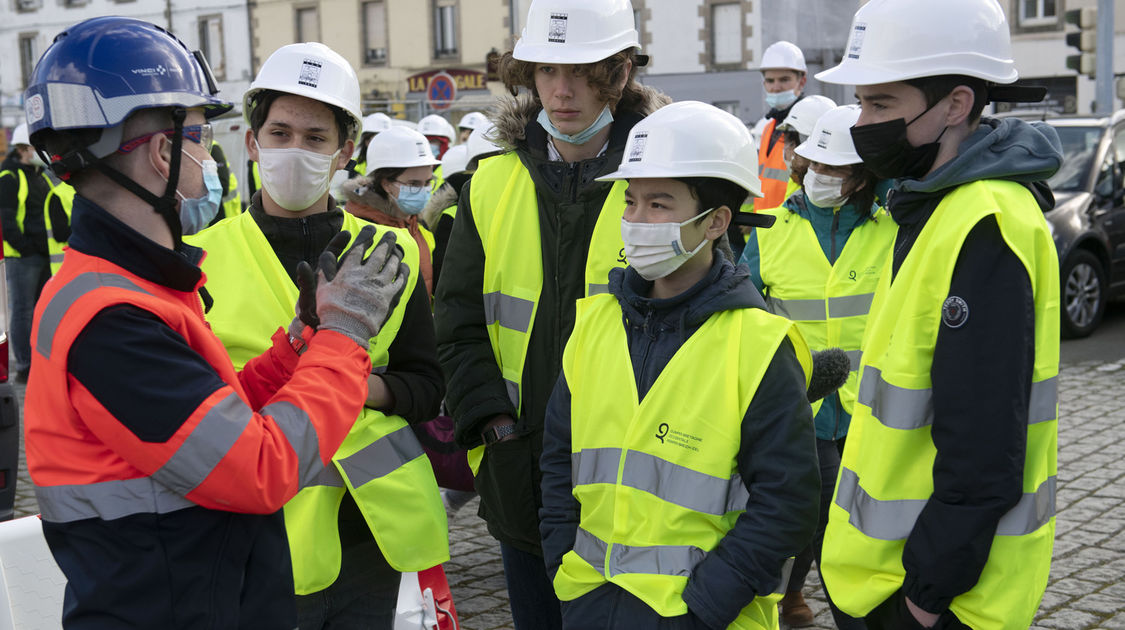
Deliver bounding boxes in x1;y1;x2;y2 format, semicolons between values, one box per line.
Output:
850;101;948;180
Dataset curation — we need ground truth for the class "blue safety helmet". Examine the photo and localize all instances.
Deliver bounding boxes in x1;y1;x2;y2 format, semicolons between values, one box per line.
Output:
24;16;231;175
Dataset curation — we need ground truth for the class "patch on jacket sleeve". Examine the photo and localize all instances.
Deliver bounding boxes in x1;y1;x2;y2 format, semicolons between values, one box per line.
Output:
941;296;969;329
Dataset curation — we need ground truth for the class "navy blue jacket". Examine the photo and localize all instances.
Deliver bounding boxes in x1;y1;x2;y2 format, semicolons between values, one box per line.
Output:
539;254;820;629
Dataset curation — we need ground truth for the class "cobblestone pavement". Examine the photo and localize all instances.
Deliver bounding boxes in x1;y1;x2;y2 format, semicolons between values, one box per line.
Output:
12;359;1125;629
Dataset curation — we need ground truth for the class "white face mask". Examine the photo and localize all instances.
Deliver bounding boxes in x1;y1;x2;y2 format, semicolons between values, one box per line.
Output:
803;170;849;209
620;208;714;281
254;137;341;212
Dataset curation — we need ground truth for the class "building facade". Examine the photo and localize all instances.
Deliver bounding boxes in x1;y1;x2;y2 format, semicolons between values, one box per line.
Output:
0;0;253;130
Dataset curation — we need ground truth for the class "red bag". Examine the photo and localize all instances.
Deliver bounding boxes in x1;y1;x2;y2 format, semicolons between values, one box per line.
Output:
394;565;459;630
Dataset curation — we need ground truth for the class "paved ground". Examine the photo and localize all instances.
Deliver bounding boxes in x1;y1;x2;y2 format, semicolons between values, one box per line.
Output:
11;343;1125;629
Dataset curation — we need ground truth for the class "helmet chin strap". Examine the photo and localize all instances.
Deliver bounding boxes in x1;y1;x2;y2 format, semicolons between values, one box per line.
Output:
85;107;188;251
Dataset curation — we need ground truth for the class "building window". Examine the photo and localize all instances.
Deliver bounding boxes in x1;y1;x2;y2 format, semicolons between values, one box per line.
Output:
711;3;741;66
296;7;320;43
19;34;37;88
198;15;225;80
363;1;388;66
712;101;740;116
434;0;458;58
14;0;40;12
1019;0;1057;27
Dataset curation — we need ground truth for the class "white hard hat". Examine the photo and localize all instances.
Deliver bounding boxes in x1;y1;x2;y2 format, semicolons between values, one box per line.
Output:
457;112;488;130
365;126;441;174
465;122;503;166
441;145;470;177
758;41;807;72
244;42;363;142
418;114;457;143
363;112;393;134
10;124;30;147
513;0;640;65
794;105;862;166
778;95;838;139
391;118;418;130
598;101;762;198
816;0;1018;85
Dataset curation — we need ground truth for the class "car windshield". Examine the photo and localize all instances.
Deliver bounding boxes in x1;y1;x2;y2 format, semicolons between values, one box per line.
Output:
1047;125;1103;193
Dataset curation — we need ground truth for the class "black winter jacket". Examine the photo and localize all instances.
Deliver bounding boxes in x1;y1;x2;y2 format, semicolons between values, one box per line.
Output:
434;88;668;552
0;154;53;256
539;256;821;629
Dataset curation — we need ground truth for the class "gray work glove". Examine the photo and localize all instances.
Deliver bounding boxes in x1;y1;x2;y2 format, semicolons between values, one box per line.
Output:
315;226;410;348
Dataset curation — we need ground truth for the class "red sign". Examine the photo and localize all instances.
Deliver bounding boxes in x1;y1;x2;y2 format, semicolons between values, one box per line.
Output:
427;73;457;111
407;69;487;93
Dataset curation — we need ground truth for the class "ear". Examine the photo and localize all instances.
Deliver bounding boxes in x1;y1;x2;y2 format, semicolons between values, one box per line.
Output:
707;205;732;241
335;139;355;170
796;73;807;93
945;85;975;128
245;128;259;163
380;177;398;197
148;133;172;179
616;58;633;92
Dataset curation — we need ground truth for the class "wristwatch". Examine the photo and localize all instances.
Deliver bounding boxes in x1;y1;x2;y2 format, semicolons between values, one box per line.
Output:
482;423;517;446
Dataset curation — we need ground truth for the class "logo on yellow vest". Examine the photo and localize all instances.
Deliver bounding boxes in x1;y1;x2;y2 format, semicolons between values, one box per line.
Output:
654;423;702;452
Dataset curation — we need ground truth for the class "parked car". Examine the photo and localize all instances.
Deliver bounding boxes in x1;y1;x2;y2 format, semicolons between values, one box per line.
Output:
1015;110;1125;338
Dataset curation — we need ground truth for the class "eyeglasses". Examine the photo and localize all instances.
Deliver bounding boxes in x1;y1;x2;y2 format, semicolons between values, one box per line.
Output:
393;179;433;195
117;124;213;154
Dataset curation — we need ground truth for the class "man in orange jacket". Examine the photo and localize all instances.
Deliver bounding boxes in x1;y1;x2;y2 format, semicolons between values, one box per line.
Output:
21;17;408;629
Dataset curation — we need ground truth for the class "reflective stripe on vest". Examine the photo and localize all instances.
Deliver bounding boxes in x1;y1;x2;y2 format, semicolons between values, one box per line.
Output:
188;210;448;588
554;292;811;622
820;180;1060;628
857;365;1059;431
36;272;153;359
756;206;895;416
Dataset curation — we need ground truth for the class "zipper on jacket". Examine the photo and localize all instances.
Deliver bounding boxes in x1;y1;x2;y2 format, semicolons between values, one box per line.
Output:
301;217;311;267
829;210;841;263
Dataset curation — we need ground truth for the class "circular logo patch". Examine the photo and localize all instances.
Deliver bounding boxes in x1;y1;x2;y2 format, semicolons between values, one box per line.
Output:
942;296;969;328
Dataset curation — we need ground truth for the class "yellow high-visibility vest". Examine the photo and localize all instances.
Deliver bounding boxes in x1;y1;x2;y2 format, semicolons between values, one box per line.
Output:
555;292;811;629
189;211;449;593
465;151;628;473
0;169;65;269
754;205;896;415
821;180;1060;629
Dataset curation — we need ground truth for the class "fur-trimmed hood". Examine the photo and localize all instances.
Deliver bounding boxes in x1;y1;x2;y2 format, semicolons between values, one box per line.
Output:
339;174;400;216
421;183;459;230
488;85;671;151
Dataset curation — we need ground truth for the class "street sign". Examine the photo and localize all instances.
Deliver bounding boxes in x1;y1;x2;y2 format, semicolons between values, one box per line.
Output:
427;72;457;111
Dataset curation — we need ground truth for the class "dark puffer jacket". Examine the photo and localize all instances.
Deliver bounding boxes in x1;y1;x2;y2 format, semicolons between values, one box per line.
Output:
433;86;669;552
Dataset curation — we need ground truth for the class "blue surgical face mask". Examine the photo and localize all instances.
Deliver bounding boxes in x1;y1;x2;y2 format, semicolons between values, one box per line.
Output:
157;149;222;234
765;90;799;111
396;186;431;215
537;105;614;146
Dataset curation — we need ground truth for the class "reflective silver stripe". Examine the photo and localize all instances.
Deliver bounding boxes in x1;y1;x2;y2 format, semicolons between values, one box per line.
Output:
828;293;875;318
775;557;795;595
572;449;747;517
151;392;251;496
836;467;1057;541
1028;376;1059;424
996;476;1056;536
621;451;742;517
337;425;425;488
36;477;194;523
36;271;152;359
49;253;65;264
371;365;388;375
588;283;609;296
306;464;345;488
504;379;520;409
846;350;863;372
835;467;925;541
573;528;705;578
767;297;826;321
759;166;789;182
860;366;1058;431
262;400;324;488
482;291;534;333
571;447;622;487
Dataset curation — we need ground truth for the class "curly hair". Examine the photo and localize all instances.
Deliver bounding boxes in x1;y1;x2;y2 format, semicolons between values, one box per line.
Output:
498;48;649;114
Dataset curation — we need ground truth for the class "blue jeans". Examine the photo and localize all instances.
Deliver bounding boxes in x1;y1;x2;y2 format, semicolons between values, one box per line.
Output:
499;541;562;630
5;254;50;374
296;538;400;630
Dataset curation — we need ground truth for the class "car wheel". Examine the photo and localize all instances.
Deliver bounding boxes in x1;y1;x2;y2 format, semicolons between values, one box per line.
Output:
1061;249;1107;339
